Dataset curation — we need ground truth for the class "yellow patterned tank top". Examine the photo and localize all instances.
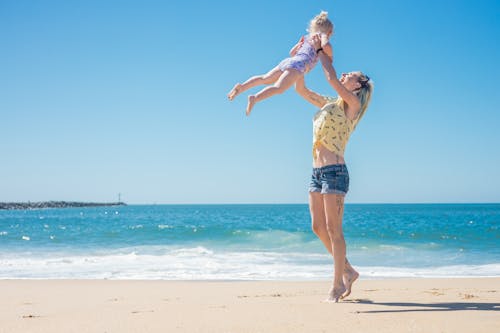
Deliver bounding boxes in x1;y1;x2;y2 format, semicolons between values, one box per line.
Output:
312;97;360;159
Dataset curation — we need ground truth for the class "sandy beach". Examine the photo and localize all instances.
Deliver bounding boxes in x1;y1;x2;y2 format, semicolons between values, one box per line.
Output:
0;278;498;333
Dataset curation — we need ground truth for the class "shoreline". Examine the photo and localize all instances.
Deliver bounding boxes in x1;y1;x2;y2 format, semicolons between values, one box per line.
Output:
1;277;498;332
2;261;498;280
1;274;499;281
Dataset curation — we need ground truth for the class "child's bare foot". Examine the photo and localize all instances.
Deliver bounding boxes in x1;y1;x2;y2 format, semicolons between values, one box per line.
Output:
341;269;359;299
227;83;241;101
324;284;346;303
246;95;256;116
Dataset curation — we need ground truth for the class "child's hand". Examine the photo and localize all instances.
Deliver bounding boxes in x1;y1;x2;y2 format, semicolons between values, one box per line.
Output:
296;35;305;48
290;36;305;56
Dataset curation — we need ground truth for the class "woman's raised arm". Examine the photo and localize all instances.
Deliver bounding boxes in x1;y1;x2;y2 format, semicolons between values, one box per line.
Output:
294;75;328;109
312;35;361;119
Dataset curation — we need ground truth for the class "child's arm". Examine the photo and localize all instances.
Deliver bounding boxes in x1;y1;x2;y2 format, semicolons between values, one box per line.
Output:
289;36;305;56
295;75;328;109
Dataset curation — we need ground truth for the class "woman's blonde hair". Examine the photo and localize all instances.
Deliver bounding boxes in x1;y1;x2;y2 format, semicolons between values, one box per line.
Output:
308;11;334;35
354;72;373;122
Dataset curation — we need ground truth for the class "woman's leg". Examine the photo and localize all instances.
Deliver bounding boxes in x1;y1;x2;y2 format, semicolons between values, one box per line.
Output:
309;192;331;251
246;69;301;116
342;258;359;299
227;67;282;100
323;193;347;302
310;192;358;299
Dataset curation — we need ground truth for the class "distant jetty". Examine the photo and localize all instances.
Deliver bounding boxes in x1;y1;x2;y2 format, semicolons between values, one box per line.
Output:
0;201;127;210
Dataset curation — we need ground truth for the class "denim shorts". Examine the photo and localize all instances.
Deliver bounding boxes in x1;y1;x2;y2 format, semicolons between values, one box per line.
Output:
309;164;349;195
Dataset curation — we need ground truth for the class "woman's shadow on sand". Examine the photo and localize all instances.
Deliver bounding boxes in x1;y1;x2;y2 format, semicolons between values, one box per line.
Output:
346;299;500;314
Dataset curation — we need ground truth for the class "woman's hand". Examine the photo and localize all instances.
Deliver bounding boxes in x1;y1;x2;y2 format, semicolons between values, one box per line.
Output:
312;34;333;60
311;33;323;50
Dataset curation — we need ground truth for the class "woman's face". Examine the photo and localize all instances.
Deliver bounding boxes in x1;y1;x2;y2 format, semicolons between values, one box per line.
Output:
340;72;362;92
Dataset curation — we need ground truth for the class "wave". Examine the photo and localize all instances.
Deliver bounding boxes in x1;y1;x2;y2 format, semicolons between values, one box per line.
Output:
1;246;498;280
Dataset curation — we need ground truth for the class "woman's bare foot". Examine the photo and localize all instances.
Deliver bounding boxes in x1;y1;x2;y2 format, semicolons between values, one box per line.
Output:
325;284;346;303
227;83;241;101
341;268;359;299
246;95;256;116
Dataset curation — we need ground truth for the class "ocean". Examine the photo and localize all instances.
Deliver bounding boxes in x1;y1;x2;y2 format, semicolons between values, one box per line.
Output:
0;204;499;280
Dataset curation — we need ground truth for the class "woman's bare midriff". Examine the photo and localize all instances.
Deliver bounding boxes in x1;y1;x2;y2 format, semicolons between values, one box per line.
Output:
313;144;345;168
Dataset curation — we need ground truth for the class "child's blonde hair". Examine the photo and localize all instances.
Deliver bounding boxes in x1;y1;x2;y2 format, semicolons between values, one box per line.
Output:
308;11;334;36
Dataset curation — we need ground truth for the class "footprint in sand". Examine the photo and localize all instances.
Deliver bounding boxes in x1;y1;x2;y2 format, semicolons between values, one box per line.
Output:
460;293;477;299
22;314;41;319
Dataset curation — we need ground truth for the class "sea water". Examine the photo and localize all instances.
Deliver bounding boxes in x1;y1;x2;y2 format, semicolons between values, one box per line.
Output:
0;204;499;280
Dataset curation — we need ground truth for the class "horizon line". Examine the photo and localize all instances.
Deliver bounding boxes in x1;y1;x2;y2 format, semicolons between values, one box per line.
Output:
122;202;500;205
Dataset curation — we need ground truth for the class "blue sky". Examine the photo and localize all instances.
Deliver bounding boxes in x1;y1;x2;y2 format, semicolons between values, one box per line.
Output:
1;0;499;204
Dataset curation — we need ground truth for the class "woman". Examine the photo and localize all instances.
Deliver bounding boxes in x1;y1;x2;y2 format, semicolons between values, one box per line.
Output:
295;35;373;302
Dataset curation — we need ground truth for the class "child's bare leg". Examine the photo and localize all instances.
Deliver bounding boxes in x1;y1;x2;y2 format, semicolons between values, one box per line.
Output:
246;69;301;116
228;67;282;100
245;95;256;116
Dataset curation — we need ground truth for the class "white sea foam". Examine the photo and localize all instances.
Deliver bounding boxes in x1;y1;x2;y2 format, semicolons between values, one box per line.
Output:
129;224;143;229
0;247;498;280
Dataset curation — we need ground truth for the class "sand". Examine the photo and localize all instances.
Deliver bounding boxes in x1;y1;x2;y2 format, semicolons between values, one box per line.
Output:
0;278;499;332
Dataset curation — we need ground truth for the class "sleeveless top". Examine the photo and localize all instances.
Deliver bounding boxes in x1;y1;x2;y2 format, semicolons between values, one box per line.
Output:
278;35;320;74
312;97;361;159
